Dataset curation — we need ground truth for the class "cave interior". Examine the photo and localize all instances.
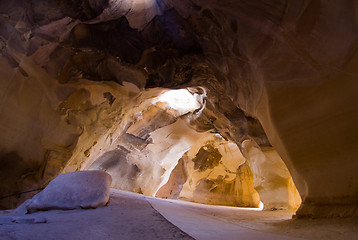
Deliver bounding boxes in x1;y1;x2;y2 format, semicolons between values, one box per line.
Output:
0;0;358;239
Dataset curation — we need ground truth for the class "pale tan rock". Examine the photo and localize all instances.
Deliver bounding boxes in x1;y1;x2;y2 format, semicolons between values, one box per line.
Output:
155;158;187;199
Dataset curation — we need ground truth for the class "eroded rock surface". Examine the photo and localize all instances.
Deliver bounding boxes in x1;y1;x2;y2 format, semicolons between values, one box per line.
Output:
242;140;301;210
157;135;261;208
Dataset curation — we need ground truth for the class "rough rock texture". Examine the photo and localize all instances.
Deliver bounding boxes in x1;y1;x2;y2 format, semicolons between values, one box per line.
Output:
156;134;300;210
182;0;358;218
25;170;111;213
242;140;301;210
76;88;206;196
157;135;261;208
155;158;187;199
88;118;206;196
1;0;357;218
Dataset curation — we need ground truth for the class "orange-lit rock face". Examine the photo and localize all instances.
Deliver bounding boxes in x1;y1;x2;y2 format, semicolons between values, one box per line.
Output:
242;140;301;210
157;137;261;208
1;0;358;218
156;136;300;209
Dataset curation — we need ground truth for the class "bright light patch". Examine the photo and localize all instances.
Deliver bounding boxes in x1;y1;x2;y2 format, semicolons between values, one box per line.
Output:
155;89;202;116
259;201;264;210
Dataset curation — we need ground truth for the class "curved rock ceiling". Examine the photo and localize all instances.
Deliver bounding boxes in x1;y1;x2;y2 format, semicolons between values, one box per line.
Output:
0;0;357;218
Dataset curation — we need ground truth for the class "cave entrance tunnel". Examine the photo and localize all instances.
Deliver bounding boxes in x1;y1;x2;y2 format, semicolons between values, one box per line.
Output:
82;87;302;213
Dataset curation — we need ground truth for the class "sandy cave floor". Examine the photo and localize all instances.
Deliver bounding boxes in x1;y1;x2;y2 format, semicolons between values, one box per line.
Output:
0;189;357;240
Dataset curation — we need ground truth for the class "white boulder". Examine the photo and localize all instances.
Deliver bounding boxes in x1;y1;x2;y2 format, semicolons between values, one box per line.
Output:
26;171;112;213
